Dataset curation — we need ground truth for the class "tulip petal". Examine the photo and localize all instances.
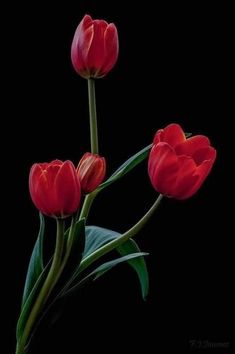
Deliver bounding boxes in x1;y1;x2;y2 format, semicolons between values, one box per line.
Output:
86;20;108;74
160;123;186;148
192;146;216;165
29;164;44;207
175;135;210;158
148;143;179;195
101;23;119;75
50;159;63;166
171;155;199;199
55;161;81;217
153;129;164;145
34;171;57;216
71;15;94;74
179;159;215;199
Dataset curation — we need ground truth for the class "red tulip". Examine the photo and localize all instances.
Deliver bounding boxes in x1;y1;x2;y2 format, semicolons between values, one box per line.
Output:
71;14;119;79
148;124;216;200
29;160;81;217
77;153;106;193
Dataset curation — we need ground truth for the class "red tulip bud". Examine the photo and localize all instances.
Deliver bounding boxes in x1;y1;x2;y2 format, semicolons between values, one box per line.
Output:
29;160;81;218
148;123;216;200
77;153;106;193
71;14;119;79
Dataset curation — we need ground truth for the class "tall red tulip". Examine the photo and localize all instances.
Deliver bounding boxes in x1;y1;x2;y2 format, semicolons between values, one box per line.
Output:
71;14;119;79
148;124;216;200
77;152;106;193
29;160;81;217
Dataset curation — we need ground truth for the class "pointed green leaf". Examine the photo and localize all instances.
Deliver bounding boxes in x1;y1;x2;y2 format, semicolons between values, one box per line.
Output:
64;252;148;296
22;213;45;307
117;239;149;300
16;260;51;341
82;226;149;299
98;144;152;191
83;226;119;258
92;252;149;280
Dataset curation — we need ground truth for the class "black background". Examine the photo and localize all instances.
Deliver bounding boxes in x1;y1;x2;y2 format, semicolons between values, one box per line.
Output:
6;1;232;353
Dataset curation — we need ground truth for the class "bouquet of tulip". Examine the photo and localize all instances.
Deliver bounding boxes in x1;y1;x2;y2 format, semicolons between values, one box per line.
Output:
15;14;216;354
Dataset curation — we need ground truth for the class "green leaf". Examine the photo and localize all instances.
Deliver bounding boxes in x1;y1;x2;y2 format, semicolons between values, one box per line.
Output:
82;226;149;299
16;260;51;341
117;239;149;300
98;144;152;191
83;226;119;258
92;252;149;280
64;252;148;296
22;213;45;307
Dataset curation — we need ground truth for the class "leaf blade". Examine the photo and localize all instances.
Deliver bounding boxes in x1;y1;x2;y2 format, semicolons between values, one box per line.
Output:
117;239;149;300
82;226;149;299
22;213;45;307
64;252;148;296
98;144;152;191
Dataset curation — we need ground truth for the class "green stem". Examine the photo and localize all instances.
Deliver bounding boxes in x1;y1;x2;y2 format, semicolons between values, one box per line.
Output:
78;194;163;274
88;78;98;154
79;192;97;221
17;219;65;353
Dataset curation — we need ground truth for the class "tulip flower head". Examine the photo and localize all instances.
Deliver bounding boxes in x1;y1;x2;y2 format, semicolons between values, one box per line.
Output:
148;124;216;200
71;14;119;79
29;160;81;218
77;152;106;193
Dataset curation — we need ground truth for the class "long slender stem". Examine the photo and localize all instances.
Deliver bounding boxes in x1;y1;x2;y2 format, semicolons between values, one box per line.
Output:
78;194;163;274
17;219;65;354
88;78;98;154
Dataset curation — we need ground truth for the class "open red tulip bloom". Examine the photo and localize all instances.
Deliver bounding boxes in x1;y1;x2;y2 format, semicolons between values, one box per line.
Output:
71;14;119;79
148;124;216;199
29;160;81;217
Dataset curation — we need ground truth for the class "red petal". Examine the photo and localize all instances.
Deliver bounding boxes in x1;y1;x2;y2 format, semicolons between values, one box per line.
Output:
50;159;63;166
153;129;164;145
100;23;119;76
161;123;186;148
178;160;213;199
171;155;199;199
192;146;216;165
34;171;56;216
148;143;179;195
86;20;108;74
71;15;94;74
55;161;81;216
175;135;210;158
29;164;44;207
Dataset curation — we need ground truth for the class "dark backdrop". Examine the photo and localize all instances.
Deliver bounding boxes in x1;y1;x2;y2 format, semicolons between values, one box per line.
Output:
6;1;231;353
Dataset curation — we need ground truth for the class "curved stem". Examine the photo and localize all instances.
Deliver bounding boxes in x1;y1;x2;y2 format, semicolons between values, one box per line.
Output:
78;194;163;274
17;219;65;353
79;191;97;221
88;78;98;154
